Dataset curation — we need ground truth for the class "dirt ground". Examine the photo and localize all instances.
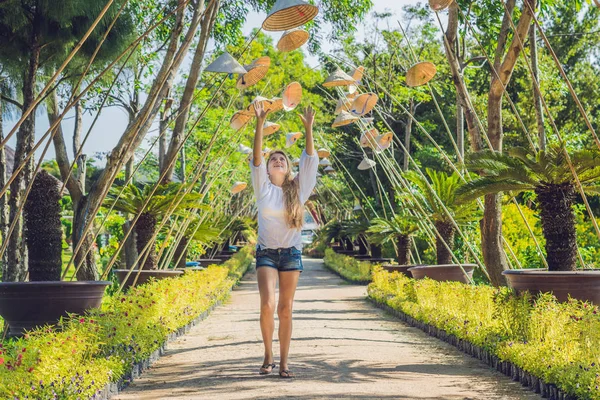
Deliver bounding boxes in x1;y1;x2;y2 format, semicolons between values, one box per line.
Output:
114;258;540;400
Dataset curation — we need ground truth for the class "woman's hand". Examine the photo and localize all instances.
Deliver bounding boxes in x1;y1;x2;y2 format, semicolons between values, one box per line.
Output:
254;101;268;121
299;105;315;128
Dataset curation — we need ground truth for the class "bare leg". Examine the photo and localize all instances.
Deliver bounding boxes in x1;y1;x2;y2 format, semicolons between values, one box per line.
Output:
277;270;300;374
257;267;278;370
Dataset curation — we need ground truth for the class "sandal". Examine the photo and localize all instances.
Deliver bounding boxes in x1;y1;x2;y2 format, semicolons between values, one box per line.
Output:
279;369;294;378
259;363;276;375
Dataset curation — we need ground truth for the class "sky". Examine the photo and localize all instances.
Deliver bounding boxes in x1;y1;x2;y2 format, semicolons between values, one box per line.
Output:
3;0;421;165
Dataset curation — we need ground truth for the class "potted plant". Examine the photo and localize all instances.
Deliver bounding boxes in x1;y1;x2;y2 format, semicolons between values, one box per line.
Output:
0;170;110;336
367;215;419;277
405;168;480;283
104;182;205;288
168;218;221;270
459;145;600;302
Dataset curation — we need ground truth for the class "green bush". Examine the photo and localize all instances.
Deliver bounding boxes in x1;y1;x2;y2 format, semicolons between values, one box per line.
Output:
0;246;253;399
368;267;600;400
323;248;373;283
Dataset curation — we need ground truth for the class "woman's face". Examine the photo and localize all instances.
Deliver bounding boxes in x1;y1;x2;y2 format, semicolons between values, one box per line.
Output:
267;152;288;177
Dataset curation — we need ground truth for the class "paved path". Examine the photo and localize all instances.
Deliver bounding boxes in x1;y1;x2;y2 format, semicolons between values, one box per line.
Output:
115;258;540;400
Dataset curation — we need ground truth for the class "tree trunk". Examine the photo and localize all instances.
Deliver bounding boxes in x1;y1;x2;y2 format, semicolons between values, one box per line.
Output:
396;234;412;265
369;243;382;258
456;92;464;160
173;236;188;269
435;221;454;265
529;23;545;150
135;212;158;270
0;101;9;280
535;184;577;271
123;157;137;270
73;100;87;192
403;98;414;171
72;196;99;280
357;234;368;255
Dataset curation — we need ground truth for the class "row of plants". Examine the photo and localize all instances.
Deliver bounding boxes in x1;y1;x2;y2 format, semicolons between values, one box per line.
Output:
0;246;253;399
368;267;600;400
323;248;373;283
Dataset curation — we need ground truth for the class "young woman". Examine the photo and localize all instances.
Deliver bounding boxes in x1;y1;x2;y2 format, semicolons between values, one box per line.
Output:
250;101;318;378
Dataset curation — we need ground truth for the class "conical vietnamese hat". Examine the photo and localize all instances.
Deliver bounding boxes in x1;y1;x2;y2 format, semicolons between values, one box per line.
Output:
350;93;378;116
319;158;331;167
324;166;335;174
230;111;252;131
262;147;271;158
277;28;310;52
406;62;437;87
236;57;271;90
429;0;454;11
231;181;247;194
263;121;280;136
317;148;330;158
286;132;303;148
351;66;365;82
282;82;302;111
334;98;352;115
360;128;379;147
323;68;356;87
246;96;279;115
373;132;394;152
270;97;284;112
205;52;247;74
238;144;252;154
292;157;300;166
332;111;359;128
358;158;376;170
262;0;319;31
360;117;374;125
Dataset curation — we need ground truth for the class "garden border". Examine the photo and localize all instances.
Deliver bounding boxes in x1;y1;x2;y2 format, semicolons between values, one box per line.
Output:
367;297;576;400
322;261;371;285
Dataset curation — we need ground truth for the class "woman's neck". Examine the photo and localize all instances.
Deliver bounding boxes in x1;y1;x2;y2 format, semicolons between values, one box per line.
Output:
269;174;285;187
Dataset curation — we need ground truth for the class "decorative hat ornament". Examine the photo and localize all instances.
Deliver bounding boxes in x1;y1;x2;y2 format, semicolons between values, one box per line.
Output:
277;28;310;52
317;148;330;158
324;166;335;174
350;93;378;116
316;171;322;177
246;96;279;115
373;132;394;152
270;97;284;112
334;98;352;115
285;132;303;148
360;117;374;125
429;0;454;11
351;66;365;83
205;52;247;74
262;147;272;158
332;110;359;128
230;111;252;131
282;82;302;111
262;0;319;31
323;68;356;87
358;157;376;170
262;121;281;136
236;57;271;90
238;144;252;154
231;181;247;194
292;157;300;166
406;62;437;87
359;128;379;147
319;158;331;167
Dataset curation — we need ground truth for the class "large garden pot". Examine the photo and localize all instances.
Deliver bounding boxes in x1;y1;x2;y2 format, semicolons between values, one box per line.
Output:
0;281;111;337
408;264;476;284
503;269;600;304
359;257;394;264
196;258;225;267
381;264;420;277
113;269;183;289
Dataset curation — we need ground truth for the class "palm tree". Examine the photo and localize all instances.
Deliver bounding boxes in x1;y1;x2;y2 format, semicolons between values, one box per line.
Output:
367;215;419;265
104;183;206;270
406;169;480;265
168;218;222;269
458;146;600;272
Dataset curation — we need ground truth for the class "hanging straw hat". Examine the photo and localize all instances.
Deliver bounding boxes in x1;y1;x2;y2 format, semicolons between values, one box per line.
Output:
373;132;394;152
230;111;252;131
282;82;302;111
319;158;331;167
262;147;272;158
360;117;374;125
350;93;378;116
429;0;454;12
246;96;280;115
262;0;319;31
263;121;280;136
323;68;356;87
332;111;359;128
270;97;284;112
358;158;376;170
238;144;252;154
324;166;335;174
405;62;437;87
359;128;379;147
334;98;352;115
277;28;310;52
286;132;303;148
236;57;271;90
351;66;365;83
205;52;247;74
317;148;330;158
595;0;600;7
231;181;247;194
292;157;300;166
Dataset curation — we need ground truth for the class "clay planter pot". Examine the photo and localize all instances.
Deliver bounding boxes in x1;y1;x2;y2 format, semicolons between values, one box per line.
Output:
0;281;111;337
503;269;600;304
177;267;206;273
335;250;356;255
354;257;394;263
196;258;225;267
381;264;416;277
408;264;476;284
113;269;183;289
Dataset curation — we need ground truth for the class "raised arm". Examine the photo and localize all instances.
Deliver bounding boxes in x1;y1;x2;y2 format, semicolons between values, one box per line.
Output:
299;105;315;156
253;102;268;167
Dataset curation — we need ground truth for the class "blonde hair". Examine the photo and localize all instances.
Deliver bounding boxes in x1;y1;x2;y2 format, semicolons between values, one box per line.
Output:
267;150;303;230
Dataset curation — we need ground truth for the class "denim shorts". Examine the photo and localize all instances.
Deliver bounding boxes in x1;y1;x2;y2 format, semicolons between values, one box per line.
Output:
255;246;303;273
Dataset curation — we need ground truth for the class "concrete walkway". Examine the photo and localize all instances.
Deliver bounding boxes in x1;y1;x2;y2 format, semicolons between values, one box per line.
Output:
114;258;540;400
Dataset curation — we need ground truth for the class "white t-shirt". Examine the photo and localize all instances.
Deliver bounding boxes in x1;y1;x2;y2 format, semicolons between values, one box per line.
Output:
250;149;319;250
